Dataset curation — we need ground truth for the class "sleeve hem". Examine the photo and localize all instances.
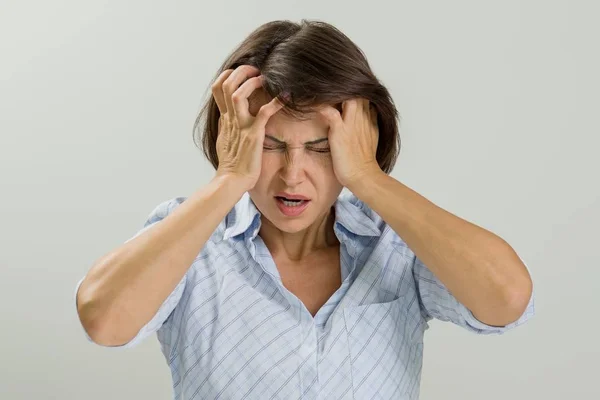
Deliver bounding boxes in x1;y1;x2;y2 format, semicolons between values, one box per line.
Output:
459;279;536;334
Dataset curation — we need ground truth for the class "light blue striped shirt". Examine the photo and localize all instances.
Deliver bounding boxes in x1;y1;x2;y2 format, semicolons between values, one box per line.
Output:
75;191;535;400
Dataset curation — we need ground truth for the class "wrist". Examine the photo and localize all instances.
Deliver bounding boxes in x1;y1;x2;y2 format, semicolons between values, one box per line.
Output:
213;171;255;194
344;165;386;195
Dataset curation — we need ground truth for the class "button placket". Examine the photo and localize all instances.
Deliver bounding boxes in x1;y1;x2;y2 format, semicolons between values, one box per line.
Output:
296;322;319;398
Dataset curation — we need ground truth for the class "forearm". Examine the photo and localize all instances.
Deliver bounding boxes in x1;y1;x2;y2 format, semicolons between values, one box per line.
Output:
77;174;247;345
348;171;532;326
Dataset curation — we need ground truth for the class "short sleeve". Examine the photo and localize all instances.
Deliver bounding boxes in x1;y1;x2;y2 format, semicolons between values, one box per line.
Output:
412;253;535;335
74;197;188;348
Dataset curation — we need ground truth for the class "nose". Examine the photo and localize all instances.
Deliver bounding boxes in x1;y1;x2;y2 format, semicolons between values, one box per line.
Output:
279;148;306;187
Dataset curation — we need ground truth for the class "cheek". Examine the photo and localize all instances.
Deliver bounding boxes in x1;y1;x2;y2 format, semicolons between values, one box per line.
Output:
261;153;280;172
254;154;279;185
315;154;333;168
312;158;341;188
309;153;335;177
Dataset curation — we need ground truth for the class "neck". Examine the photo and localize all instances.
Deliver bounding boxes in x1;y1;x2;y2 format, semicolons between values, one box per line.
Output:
259;207;339;262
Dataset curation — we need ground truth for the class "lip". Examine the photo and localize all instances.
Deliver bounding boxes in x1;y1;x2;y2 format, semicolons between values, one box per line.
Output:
275;196;310;217
274;192;311;201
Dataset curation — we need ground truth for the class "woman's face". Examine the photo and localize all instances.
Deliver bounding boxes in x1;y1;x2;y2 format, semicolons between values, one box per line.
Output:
247;90;343;234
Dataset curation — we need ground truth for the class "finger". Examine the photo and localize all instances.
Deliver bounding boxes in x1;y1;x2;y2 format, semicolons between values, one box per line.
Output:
231;75;264;123
222;65;260;119
341;99;358;124
369;103;378;127
359;99;368;128
255;96;285;128
363;99;371;120
211;69;234;114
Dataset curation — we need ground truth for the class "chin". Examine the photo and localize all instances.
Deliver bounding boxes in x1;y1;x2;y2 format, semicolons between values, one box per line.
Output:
265;212;313;233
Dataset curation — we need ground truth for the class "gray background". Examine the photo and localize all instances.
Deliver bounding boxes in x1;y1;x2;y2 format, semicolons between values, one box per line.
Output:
1;0;598;398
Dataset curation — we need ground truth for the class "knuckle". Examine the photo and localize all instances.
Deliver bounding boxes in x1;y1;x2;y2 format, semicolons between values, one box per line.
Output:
241;64;258;73
222;81;234;93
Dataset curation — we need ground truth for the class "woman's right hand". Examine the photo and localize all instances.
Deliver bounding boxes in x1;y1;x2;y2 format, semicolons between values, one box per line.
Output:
213;65;284;191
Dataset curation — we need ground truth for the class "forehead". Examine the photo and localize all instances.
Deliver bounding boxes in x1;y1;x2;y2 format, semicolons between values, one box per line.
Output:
248;89;328;137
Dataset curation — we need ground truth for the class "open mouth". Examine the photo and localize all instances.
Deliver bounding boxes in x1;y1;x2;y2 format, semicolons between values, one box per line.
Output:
274;196;311;216
275;196;309;207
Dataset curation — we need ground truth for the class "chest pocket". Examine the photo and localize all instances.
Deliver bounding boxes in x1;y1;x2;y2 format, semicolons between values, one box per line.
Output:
342;297;426;399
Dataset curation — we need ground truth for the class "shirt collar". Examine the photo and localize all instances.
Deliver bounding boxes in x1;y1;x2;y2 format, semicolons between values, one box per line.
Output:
222;191;381;241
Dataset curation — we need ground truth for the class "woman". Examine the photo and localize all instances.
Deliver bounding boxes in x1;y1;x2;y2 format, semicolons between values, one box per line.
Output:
75;19;535;400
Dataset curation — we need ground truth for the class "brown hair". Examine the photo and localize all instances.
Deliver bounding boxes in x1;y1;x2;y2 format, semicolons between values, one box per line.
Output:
193;19;401;174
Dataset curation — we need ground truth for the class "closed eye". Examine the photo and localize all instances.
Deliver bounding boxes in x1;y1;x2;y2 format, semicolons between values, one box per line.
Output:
263;139;330;154
308;147;330;153
263;145;330;153
263;144;285;151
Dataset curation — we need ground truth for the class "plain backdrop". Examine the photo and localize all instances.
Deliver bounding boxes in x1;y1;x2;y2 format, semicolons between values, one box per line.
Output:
1;0;598;399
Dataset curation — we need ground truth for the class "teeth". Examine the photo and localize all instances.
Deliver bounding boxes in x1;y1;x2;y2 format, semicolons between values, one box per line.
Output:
281;199;304;207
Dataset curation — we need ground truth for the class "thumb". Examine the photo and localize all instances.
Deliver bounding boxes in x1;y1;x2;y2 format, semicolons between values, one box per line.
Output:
255;97;285;127
319;105;344;132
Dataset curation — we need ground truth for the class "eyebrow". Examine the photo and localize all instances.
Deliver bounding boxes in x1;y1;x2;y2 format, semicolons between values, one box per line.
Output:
265;135;328;145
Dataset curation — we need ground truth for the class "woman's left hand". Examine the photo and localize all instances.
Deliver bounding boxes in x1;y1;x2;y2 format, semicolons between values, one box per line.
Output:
318;98;382;188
